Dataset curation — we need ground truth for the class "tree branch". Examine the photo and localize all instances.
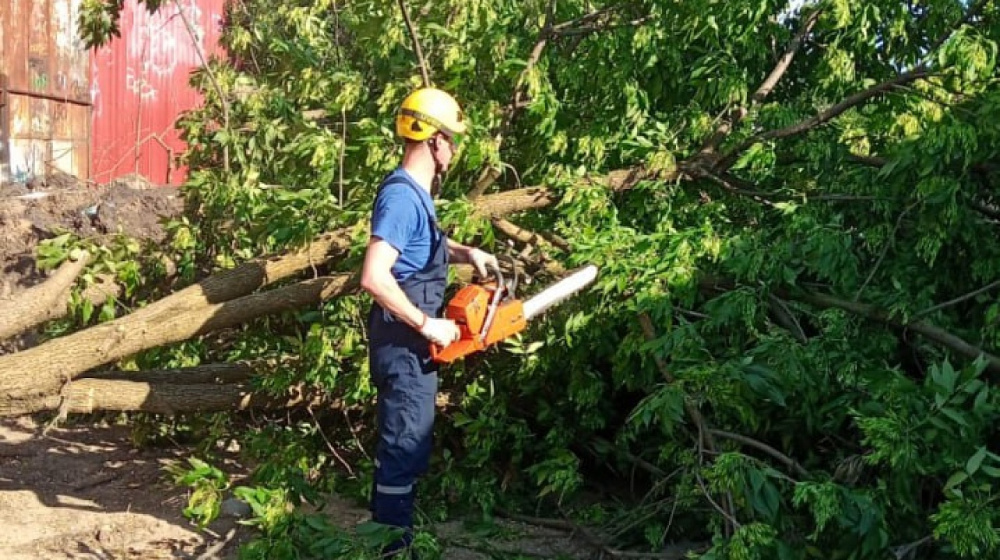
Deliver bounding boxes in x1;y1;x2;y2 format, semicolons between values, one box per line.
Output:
172;0;230;172
913;280;1000;319
708;429;809;477
766;294;807;343
781;288;1000;373
1;378;320;417
492;217;571;252
638;313;739;535
715;0;990;171
638;313;717;450
718;69;931;170
854;201;919;301
0;251;90;340
698;275;1000;373
397;0;431;86
699;6;822;155
495;509;705;559
88;363;255;384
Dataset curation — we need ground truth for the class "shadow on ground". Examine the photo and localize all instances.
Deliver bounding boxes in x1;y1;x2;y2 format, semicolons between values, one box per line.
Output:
0;416;250;559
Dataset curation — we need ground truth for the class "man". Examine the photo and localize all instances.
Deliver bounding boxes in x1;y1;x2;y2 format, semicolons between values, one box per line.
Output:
360;87;498;552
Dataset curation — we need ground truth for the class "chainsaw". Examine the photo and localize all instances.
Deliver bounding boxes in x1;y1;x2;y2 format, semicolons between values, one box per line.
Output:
430;263;599;363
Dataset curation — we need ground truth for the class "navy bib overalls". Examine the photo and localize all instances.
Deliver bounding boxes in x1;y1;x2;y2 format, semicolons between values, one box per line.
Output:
367;179;448;548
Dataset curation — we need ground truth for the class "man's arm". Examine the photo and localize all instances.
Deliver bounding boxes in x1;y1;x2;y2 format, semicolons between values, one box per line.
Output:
361;237;427;329
446;238;474;264
447;239;498;277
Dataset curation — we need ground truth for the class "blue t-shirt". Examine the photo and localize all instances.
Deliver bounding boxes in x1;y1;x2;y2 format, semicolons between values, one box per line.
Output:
370;168;439;281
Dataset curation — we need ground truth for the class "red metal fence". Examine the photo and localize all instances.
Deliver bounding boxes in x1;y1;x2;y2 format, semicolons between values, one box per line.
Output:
89;0;227;186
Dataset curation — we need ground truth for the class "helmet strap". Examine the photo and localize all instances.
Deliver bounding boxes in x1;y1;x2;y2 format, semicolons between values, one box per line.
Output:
429;137;446;197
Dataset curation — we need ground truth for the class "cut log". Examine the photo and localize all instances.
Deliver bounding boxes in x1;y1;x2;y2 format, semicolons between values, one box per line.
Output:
0;252;90;340
0;275;354;414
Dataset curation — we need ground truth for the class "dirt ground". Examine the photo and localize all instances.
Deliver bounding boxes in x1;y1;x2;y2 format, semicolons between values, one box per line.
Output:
0;173;183;300
0;416;595;559
0;177;597;559
0;417;251;559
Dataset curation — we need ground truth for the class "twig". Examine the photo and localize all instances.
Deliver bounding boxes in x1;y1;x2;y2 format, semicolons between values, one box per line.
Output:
342;408;370;460
307;407;354;477
694;472;742;531
397;0;430;86
913;280;1000;319
550;4;625;35
707;429;809;477
171;0;230;173
854;201;918;301
496;509;701;559
694;168;779;208
766;294;807;343
196;527;237;560
893;535;933;560
552;15;654;37
637;313;716;450
968;198;1000;221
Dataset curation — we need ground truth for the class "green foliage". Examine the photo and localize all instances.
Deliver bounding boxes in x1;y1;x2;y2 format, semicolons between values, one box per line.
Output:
66;0;1000;558
168;457;230;528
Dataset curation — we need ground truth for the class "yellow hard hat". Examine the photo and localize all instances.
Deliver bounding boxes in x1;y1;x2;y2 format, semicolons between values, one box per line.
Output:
395;87;467;142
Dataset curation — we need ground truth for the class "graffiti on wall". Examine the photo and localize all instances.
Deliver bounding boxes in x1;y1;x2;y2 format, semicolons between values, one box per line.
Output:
126;0;206;101
90;0;226;185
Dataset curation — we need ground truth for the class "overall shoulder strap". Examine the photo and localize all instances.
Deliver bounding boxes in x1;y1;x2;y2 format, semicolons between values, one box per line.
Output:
378;176;438;227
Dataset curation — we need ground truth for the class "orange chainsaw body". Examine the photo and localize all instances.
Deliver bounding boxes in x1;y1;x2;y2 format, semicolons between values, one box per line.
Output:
430;282;526;364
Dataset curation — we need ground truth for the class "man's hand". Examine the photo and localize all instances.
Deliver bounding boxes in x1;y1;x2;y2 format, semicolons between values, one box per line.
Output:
468;248;499;278
420;316;461;348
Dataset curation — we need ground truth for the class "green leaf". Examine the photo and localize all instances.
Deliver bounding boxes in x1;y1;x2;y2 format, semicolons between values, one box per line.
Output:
966;446;988;476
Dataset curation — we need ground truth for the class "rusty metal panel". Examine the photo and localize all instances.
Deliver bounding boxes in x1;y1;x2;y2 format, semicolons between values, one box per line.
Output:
0;0;91;185
1;76;9;183
90;0;227;186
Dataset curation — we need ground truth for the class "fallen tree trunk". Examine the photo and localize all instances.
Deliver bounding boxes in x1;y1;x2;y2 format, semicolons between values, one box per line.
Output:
0;168;658;414
0;274;354;415
0;252;90;340
1;378;315;417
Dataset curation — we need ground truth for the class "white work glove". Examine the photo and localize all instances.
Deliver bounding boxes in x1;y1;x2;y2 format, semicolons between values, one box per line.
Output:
469;248;500;278
420;316;461;348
